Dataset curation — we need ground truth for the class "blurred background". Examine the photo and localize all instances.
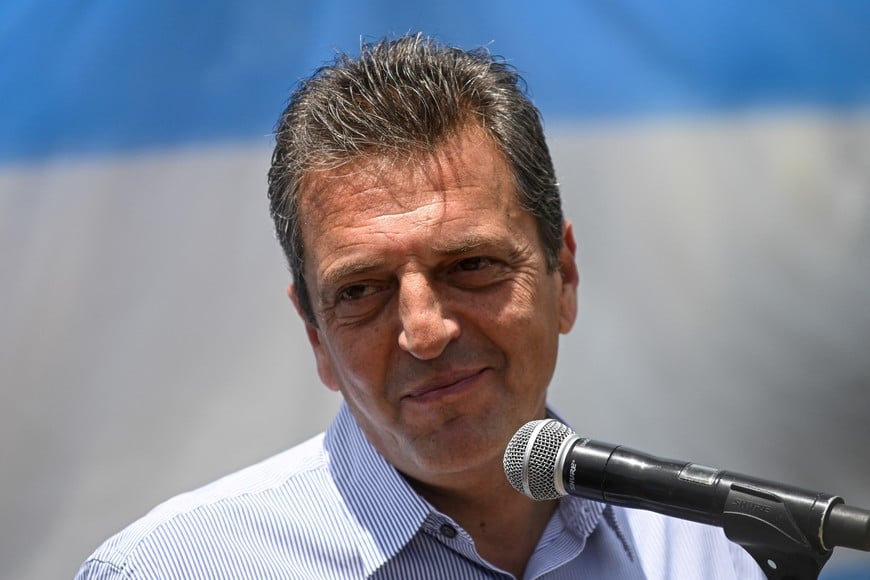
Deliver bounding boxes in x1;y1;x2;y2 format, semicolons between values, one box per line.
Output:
1;2;868;578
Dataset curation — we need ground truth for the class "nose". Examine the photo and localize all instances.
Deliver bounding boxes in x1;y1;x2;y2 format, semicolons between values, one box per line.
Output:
397;273;460;360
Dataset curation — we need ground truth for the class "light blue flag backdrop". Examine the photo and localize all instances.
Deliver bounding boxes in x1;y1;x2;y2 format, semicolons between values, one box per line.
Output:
1;2;868;579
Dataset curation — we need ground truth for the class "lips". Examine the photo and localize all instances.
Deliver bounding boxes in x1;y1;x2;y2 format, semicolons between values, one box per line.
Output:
402;369;486;403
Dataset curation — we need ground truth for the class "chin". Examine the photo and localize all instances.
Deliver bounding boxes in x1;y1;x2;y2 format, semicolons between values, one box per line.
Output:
412;422;507;472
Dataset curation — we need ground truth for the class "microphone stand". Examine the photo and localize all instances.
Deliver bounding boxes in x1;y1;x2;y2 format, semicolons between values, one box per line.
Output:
585;450;870;580
718;478;865;580
504;419;870;580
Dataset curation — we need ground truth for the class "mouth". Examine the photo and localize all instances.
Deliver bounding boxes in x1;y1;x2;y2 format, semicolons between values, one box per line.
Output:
402;369;487;404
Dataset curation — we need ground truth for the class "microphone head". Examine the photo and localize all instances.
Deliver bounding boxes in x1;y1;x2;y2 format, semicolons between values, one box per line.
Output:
503;419;577;501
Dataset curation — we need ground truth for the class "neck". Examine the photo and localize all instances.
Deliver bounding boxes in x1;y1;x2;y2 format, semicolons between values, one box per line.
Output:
406;462;558;578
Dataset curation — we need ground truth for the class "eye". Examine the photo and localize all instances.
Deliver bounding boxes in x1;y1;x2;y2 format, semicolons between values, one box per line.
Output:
454;256;495;272
449;256;509;290
338;283;381;302
331;281;392;322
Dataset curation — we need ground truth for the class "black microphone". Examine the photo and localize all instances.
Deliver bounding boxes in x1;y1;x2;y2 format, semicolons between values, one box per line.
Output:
503;419;870;555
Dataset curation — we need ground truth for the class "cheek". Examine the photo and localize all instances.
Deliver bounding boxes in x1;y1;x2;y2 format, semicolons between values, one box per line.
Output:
493;274;561;330
488;278;562;373
322;322;395;390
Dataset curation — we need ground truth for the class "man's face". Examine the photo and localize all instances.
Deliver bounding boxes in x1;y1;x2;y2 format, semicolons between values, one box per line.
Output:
291;127;578;488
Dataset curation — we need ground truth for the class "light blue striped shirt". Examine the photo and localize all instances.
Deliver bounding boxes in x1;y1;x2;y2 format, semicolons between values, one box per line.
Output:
77;403;763;579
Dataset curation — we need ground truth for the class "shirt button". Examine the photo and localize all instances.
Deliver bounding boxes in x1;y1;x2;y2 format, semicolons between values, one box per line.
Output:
439;523;457;538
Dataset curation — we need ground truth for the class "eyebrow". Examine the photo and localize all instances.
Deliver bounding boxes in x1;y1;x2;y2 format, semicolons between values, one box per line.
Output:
317;232;507;290
319;259;386;289
430;232;503;256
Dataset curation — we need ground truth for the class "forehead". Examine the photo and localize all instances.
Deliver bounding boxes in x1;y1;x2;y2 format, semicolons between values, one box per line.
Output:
297;128;523;240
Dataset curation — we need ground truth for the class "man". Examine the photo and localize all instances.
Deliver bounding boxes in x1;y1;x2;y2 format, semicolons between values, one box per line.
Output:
78;34;763;578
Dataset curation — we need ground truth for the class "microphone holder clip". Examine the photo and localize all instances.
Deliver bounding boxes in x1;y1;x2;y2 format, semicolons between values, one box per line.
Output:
721;482;836;580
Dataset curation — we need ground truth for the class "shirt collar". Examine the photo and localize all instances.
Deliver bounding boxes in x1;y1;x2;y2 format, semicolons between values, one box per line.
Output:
323;402;633;575
544;408;635;560
324;403;430;576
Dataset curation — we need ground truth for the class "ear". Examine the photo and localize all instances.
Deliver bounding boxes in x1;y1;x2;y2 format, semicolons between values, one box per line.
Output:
556;220;579;334
288;284;340;392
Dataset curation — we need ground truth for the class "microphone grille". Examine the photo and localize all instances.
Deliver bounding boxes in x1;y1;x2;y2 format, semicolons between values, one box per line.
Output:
503;419;576;501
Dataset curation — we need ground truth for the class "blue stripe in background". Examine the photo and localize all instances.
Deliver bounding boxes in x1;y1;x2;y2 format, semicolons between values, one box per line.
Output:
1;1;869;163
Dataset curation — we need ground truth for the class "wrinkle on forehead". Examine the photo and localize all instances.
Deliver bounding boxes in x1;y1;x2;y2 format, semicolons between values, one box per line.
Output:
298;126;512;220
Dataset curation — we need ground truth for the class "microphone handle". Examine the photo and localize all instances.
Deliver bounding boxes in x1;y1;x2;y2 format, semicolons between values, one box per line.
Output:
561;438;869;553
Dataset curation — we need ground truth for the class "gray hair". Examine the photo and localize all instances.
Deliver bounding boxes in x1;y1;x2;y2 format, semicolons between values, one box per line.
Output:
268;33;562;324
